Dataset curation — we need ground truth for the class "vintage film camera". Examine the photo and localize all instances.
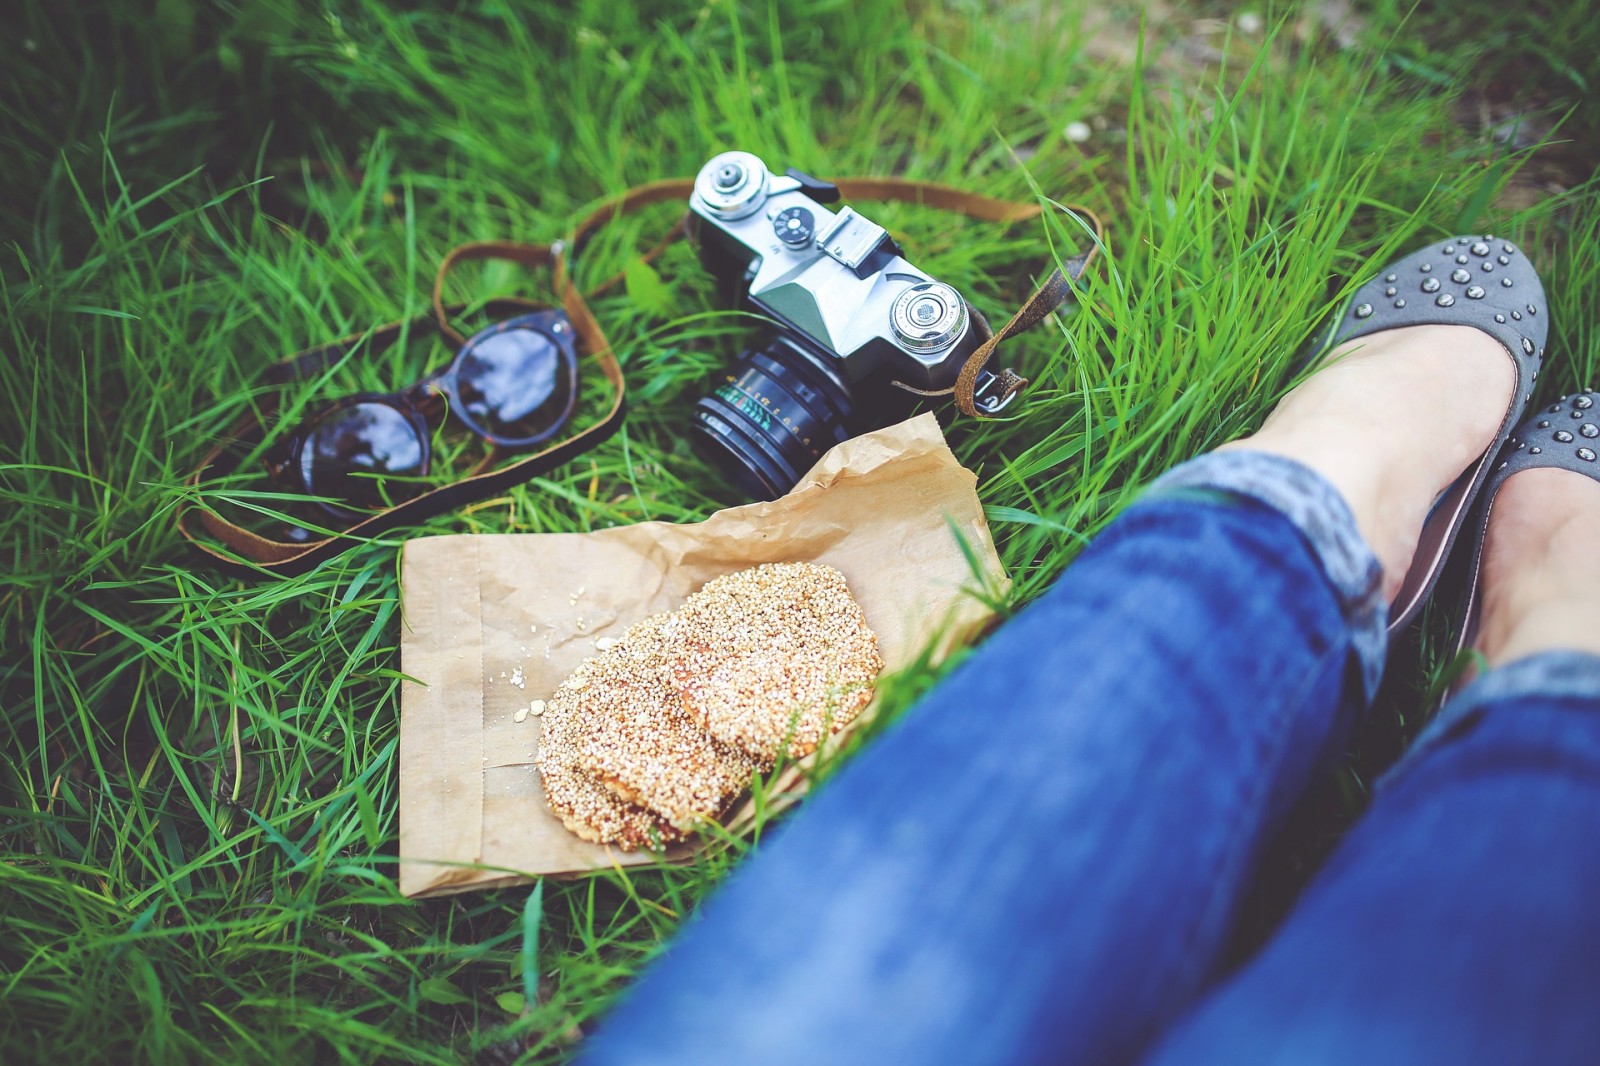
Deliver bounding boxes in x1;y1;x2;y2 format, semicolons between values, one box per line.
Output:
686;150;1011;499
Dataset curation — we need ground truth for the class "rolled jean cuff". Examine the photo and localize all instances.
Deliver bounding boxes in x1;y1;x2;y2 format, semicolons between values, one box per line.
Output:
1442;650;1600;720
1146;450;1388;700
1388;651;1600;775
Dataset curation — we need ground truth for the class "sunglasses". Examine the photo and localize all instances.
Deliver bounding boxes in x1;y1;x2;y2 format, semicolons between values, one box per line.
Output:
264;309;580;520
179;239;627;578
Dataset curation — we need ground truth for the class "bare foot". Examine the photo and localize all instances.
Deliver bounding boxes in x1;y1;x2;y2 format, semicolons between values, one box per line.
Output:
1220;324;1514;601
1471;467;1600;668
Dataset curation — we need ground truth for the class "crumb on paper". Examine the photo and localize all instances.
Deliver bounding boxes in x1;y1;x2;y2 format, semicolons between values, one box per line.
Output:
529;699;546;717
595;637;619;652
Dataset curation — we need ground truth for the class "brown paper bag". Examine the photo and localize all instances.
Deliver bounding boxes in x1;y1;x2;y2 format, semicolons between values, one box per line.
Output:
397;413;1008;897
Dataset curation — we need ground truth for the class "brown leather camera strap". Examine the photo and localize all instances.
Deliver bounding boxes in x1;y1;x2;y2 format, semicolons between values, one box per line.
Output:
561;174;1104;416
177;240;626;576
180;172;1102;575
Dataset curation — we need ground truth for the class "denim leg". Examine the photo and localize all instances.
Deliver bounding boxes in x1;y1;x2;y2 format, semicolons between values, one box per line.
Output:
580;452;1385;1066
1143;652;1600;1066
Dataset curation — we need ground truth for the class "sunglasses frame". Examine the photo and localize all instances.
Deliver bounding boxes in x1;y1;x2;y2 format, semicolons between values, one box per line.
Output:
419;310;580;448
266;308;580;520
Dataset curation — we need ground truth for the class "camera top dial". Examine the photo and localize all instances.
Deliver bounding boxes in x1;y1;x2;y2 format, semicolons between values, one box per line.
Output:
890;283;968;355
772;206;815;248
693;151;771;221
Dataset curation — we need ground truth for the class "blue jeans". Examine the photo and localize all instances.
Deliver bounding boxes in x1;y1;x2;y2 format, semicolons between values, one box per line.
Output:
580;452;1600;1066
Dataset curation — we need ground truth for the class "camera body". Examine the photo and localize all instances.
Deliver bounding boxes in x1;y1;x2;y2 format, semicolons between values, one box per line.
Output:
685;150;1002;500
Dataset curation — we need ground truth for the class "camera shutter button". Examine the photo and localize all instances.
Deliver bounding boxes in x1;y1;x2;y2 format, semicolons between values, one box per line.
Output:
891;283;967;355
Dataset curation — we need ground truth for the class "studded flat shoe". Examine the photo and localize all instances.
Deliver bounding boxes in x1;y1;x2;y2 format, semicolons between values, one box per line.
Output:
1322;235;1549;635
1449;389;1600;655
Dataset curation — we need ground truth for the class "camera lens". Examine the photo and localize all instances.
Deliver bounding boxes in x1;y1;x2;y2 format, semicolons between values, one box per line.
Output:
691;337;853;500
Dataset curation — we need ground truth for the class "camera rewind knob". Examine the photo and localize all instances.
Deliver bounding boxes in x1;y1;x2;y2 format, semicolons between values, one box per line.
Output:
694;151;769;221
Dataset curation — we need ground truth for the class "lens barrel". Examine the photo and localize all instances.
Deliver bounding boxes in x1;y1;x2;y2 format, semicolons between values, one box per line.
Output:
691;337;853;500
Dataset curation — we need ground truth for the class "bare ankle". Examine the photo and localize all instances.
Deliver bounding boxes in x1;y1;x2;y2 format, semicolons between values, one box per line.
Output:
1224;323;1513;600
1474;468;1600;668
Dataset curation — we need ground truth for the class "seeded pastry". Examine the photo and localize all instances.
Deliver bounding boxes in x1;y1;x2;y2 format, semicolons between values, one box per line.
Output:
536;655;683;850
572;615;758;830
669;562;882;761
538;562;882;846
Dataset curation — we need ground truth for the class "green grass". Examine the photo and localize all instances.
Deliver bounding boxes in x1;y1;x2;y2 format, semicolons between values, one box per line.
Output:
4;0;1599;1060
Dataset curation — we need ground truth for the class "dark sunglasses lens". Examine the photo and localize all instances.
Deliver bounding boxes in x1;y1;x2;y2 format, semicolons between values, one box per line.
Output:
299;402;427;511
454;327;576;444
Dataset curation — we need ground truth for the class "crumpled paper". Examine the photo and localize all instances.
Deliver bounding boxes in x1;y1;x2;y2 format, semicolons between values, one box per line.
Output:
397;413;1008;897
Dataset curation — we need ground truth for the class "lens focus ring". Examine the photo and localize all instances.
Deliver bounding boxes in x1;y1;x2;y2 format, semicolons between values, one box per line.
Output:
690;338;853;501
890;282;968;355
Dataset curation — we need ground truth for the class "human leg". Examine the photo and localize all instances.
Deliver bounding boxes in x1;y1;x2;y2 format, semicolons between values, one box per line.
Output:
1142;403;1600;1066
581;462;1382;1066
581;368;1511;1066
579;242;1533;1066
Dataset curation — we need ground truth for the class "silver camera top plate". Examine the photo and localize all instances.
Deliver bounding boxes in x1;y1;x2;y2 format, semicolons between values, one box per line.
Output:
689;152;976;384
